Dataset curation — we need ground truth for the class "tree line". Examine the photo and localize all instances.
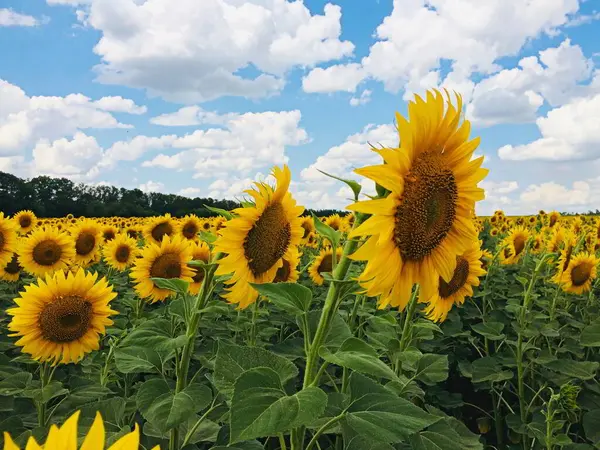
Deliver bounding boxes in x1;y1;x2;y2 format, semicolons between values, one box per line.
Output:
0;172;343;218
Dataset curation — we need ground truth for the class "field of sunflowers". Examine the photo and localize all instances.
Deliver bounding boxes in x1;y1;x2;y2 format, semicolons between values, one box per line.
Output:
1;91;600;450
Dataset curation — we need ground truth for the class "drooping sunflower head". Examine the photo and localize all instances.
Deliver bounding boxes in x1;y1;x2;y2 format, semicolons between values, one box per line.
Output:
0;212;18;268
214;165;305;309
18;227;75;277
1;410;155;450
144;214;175;245
178;214;202;242
13;210;37;235
560;252;599;295
188;240;211;295
70;219;102;265
7;269;117;365
499;226;530;265
422;243;486;322
103;233;140;272
0;253;21;282
309;247;343;286
348;89;488;309
130;235;195;303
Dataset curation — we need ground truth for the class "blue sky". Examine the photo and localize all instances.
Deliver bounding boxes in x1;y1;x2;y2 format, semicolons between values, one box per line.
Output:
1;0;599;214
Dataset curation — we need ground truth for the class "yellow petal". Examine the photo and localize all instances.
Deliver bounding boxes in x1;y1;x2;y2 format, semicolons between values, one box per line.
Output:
81;412;105;450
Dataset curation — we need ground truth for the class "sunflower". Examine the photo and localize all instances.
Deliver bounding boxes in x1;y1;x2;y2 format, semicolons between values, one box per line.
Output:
126;226;140;240
348;89;488;309
304;232;318;248
274;246;301;283
571;217;583;235
2;410;159;450
188;241;211;295
13;210;37;234
500;226;530;265
423;243;486;322
18;227;75;277
548;211;560;228
552;231;577;284
214;165;304;309
70;219;102;265
200;219;212;232
547;227;566;253
7;269;116;364
490;228;499;237
531;234;544;254
0;253;21;282
103;233;140;272
560;252;599;294
480;248;493;271
0;212;18;268
178;214;202;242
324;214;344;232
144;214;176;245
102;225;118;242
130;235;194;303
300;216;315;242
309;247;343;286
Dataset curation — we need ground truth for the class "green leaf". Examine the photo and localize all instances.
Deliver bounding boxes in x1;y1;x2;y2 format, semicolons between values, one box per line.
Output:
471;357;513;384
150;277;190;295
545;360;599;380
229;367;327;444
0;372;32;395
204;204;234;219
121;318;187;353
320;337;398;380
114;346;161;374
471;322;505;341
213;342;298;399
423;407;483;450
316;169;362;200
137;378;212;433
307;311;351;350
413;354;449;385
581;324;600;347
250;282;312;315
583;410;600;445
343;373;440;444
311;212;341;247
346;437;395;450
199;231;217;243
22;381;68;403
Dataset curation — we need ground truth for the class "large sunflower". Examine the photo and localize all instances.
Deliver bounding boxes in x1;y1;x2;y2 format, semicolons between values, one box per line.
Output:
18;227;75;277
103;233;140;272
0;212;18;268
7;269;116;364
188;241;211;295
130;235;194;303
13;210;36;235
348;89;487;309
309;247;342;286
70;219;103;265
143;214;176;245
499;226;530;265
560;252;599;295
422;243;486;322
2;410;159;450
0;253;21;282
214;165;304;309
179;214;202;242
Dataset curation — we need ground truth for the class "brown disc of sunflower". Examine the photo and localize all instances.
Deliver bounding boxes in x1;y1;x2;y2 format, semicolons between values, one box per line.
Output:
130;235;195;303
7;268;117;364
214;165;304;309
178;214;202;242
347;89;488;310
143;214;176;245
0;253;21;282
18;227;75;277
102;225;118;243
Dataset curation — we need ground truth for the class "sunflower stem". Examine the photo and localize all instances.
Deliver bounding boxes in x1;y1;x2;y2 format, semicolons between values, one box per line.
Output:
36;362;54;428
249;296;261;346
398;286;419;353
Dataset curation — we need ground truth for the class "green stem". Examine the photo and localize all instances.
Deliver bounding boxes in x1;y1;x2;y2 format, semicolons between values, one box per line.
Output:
37;362;54;428
249;297;260;346
100;341;116;387
493;390;504;450
278;433;288;450
398;286;419;353
305;413;346;450
181;402;223;447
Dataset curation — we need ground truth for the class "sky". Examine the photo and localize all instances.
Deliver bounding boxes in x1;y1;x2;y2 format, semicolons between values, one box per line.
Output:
0;0;599;215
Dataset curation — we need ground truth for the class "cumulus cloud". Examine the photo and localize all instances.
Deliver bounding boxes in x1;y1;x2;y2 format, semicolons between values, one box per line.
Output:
519;181;591;209
0;8;41;27
350;89;372;106
71;0;355;103
93;96;147;114
138;180;165;193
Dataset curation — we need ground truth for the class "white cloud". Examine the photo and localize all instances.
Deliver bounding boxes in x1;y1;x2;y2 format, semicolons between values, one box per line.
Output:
350;89;372;106
0;8;40;27
76;0;354;102
519;181;591;209
498;92;600;161
302;63;365;93
177;187;202;197
208;177;259;199
150;106;238;127
101;135;177;167
94;96;147;114
302;0;580;98
138;180;165;193
481;180;519;195
143;110;309;178
0;79;141;156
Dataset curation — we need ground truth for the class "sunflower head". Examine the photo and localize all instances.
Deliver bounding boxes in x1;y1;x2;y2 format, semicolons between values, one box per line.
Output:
130;235;195;303
0;212;18;268
70;219;103;265
18;226;76;277
560;252;599;295
179;214;202;242
500;226;530;265
103;233;140;272
300;216;315;240
144;214;176;245
13;210;37;234
0;253;21;282
7;269;117;364
273;247;301;283
214;165;305;308
188;241;211;295
309;247;342;286
102;225;118;242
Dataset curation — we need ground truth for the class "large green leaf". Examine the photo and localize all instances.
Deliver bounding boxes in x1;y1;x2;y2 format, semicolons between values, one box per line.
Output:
545;360;599;380
320;337;398;380
229;367;327;444
583;409;600;445
150;277;190;295
213;342;298;398
413;354;449;385
114;346;161;374
0;372;32;396
343;373;439;444
307;311;351;349
136;378;212;432
471;322;505;341
251;282;312;315
470;357;513;384
121;318;187;352
581;324;600;347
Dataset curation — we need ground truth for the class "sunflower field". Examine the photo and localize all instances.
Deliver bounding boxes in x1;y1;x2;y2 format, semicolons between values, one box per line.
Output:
1;90;600;450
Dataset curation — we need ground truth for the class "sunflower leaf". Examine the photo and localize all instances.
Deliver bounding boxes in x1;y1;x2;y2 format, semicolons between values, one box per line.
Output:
250;282;312;315
311;212;341;248
199;231;217;243
151;277;190;295
204;205;234;220
317;169;362;201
